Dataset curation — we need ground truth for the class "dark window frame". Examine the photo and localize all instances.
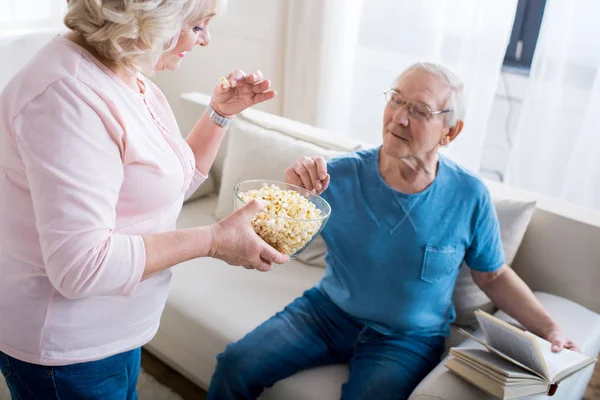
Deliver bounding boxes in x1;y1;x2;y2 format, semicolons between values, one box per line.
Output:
502;0;547;75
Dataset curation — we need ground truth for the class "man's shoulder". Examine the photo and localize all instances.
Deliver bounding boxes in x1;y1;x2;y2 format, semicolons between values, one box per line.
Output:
440;154;489;197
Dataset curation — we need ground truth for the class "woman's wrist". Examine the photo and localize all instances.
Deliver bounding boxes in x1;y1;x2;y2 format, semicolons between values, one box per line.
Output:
194;225;217;258
209;100;236;119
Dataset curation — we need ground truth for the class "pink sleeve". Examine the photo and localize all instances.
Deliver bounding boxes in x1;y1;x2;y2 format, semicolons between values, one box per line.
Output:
184;168;208;201
13;78;146;300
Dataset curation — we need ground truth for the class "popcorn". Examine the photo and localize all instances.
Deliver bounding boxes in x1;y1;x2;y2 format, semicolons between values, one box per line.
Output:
219;77;231;89
239;183;323;256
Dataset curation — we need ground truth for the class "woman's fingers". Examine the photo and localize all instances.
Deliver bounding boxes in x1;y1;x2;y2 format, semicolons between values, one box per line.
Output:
252;79;272;93
252;90;277;105
227;69;247;88
245;70;263;84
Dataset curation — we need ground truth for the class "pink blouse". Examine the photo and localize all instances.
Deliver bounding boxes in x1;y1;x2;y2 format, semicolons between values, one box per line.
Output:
0;35;206;365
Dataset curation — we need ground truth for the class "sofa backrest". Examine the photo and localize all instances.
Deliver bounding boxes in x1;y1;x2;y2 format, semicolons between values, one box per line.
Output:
178;92;600;316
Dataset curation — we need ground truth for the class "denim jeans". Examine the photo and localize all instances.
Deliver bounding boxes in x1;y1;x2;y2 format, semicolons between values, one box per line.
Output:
0;347;141;400
207;287;444;400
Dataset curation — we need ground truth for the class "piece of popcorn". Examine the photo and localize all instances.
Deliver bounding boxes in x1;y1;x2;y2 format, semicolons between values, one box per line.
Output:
239;184;323;256
220;77;230;89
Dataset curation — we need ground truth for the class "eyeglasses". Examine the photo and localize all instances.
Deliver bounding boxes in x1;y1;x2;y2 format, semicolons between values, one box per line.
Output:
383;89;453;121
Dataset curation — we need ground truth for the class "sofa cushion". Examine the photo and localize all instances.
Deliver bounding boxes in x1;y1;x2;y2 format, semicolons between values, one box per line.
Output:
410;292;600;400
452;193;537;327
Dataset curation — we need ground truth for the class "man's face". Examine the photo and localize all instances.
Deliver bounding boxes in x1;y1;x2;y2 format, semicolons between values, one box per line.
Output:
381;70;452;160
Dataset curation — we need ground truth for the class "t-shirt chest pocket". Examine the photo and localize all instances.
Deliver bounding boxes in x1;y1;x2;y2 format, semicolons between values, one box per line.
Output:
420;245;461;284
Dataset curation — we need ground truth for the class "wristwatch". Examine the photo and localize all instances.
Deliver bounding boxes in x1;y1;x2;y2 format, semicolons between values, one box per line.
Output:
208;103;232;128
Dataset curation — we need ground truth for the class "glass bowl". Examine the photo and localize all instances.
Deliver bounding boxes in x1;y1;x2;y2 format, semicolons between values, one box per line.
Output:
233;179;331;259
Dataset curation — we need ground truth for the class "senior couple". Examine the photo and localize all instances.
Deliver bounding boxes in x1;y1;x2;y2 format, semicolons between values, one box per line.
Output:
0;0;577;399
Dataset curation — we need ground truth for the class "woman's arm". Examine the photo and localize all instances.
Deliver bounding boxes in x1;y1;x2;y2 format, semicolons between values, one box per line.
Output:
185;109;228;176
141;200;288;281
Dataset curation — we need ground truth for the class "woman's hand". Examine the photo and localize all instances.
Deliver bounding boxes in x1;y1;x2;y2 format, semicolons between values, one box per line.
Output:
210;69;275;118
285;156;330;195
209;200;288;271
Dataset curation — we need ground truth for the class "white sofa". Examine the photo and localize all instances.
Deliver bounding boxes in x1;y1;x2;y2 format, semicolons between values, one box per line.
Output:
144;92;600;399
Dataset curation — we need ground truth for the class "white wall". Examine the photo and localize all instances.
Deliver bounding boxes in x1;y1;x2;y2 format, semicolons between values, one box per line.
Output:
152;0;288;128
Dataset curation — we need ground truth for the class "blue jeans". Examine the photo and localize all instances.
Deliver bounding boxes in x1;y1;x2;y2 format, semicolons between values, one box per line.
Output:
0;347;141;400
207;288;444;400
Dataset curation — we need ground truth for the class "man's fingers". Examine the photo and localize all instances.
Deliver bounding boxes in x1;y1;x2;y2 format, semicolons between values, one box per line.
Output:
285;168;304;188
314;157;328;180
566;341;581;353
319;174;331;194
293;162;314;191
301;157;321;192
551;339;565;352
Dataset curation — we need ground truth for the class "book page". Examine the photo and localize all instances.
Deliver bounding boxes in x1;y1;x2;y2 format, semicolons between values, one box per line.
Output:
475;310;550;380
458;328;546;379
531;335;597;382
451;348;546;381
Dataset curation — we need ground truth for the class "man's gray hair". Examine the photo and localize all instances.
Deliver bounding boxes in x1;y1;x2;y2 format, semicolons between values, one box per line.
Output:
394;62;466;128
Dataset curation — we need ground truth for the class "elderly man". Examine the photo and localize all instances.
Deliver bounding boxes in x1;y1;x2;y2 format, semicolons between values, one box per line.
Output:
207;62;578;400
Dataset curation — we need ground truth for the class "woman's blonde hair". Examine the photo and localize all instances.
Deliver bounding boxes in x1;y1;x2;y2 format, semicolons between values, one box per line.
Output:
64;0;222;74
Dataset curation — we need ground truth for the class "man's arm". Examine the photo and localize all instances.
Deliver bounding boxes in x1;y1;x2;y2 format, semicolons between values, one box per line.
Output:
472;265;580;352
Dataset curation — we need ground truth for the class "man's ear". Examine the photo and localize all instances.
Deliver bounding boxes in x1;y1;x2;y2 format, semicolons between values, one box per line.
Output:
440;120;464;146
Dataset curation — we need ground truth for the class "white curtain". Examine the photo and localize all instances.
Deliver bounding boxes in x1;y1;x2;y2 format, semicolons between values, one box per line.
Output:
282;0;363;131
283;0;518;172
506;0;600;211
0;0;67;90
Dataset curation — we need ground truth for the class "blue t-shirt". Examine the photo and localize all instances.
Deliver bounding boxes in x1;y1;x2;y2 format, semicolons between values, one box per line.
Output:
316;147;505;337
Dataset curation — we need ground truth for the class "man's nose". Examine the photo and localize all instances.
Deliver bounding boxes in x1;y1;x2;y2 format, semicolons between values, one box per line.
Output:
392;105;410;126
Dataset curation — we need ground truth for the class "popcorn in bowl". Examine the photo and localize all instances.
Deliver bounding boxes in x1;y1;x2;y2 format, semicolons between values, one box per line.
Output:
233;180;331;258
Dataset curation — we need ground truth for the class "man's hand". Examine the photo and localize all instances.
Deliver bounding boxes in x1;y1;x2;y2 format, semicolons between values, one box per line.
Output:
545;327;580;353
284;156;330;195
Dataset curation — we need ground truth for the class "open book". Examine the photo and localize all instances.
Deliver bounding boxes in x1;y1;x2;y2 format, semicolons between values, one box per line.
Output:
445;310;597;399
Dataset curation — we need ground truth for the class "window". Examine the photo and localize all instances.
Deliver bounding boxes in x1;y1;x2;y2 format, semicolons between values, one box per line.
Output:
502;0;547;75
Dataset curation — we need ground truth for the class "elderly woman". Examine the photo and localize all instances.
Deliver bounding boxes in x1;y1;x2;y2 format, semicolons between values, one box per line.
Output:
0;0;287;397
